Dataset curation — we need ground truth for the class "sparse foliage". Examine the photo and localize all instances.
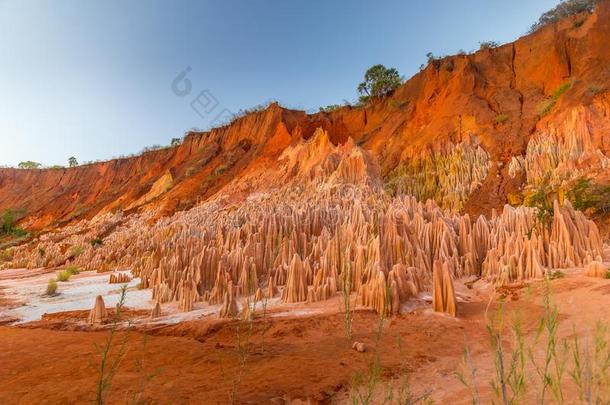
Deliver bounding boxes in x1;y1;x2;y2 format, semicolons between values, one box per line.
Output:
530;0;601;32
94;285;130;405
538;81;572;116
68;156;78;167
479;41;499;50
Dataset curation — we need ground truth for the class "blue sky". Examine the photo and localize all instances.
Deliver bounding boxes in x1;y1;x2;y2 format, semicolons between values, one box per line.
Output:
0;0;558;166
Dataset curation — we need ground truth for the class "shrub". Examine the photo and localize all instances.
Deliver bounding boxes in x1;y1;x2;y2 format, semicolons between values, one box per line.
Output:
524;182;555;231
13;228;28;238
56;270;72;282
90;238;103;248
479;41;499;50
357;64;403;104
185;167;197;177
170;137;181;147
1;210;15;234
68;156;78;167
566;178;610;216
538;81;571;116
0;209;28;237
319;104;343;113
46;279;58;295
64;265;80;275
495;113;509;125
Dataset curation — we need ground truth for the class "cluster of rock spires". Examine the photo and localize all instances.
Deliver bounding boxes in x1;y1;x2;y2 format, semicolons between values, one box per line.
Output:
509;109;610;191
385;141;491;211
4;129;606;319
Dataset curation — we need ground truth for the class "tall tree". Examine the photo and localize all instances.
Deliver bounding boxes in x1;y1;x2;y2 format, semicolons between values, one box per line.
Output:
357;64;402;104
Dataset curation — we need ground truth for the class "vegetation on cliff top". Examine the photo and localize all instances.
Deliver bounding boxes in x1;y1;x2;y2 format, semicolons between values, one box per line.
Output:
357;64;403;104
530;0;602;32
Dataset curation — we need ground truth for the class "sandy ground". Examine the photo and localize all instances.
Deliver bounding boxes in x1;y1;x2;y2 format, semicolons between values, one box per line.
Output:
1;267;610;404
0;268;149;324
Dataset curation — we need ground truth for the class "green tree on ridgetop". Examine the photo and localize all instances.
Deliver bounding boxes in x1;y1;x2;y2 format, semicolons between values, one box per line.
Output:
17;161;41;169
357;64;402;104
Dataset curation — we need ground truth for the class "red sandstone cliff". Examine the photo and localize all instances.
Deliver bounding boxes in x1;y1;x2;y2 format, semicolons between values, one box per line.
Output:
1;3;610;231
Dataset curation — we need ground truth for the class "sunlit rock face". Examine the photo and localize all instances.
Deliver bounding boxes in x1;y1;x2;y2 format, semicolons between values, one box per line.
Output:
509;105;610;192
3;131;603;316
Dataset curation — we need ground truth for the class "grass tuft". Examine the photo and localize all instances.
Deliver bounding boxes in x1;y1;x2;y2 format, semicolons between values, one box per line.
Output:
56;269;73;282
46;278;58;295
538;81;571;117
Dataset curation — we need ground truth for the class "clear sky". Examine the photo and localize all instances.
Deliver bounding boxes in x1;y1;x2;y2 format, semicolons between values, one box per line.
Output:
0;0;558;167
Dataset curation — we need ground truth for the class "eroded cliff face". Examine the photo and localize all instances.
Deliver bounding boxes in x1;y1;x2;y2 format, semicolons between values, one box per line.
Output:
1;3;610;231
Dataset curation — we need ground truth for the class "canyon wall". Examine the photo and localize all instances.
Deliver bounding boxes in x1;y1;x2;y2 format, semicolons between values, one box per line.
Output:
1;3;610;231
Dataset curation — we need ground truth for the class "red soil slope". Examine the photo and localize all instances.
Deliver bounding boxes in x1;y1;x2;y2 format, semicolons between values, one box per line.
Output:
2;3;610;230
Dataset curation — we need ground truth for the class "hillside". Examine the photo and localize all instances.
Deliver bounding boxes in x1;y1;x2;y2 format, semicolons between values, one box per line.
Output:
1;3;609;233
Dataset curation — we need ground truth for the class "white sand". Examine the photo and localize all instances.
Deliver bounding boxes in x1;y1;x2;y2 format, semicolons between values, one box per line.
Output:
0;269;152;324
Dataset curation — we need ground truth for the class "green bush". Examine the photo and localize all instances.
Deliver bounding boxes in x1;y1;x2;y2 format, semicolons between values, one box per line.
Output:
1;210;15;234
524;182;555;232
56;270;72;282
566;178;610;216
0;209;28;237
90;238;103;248
46;279;58;295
